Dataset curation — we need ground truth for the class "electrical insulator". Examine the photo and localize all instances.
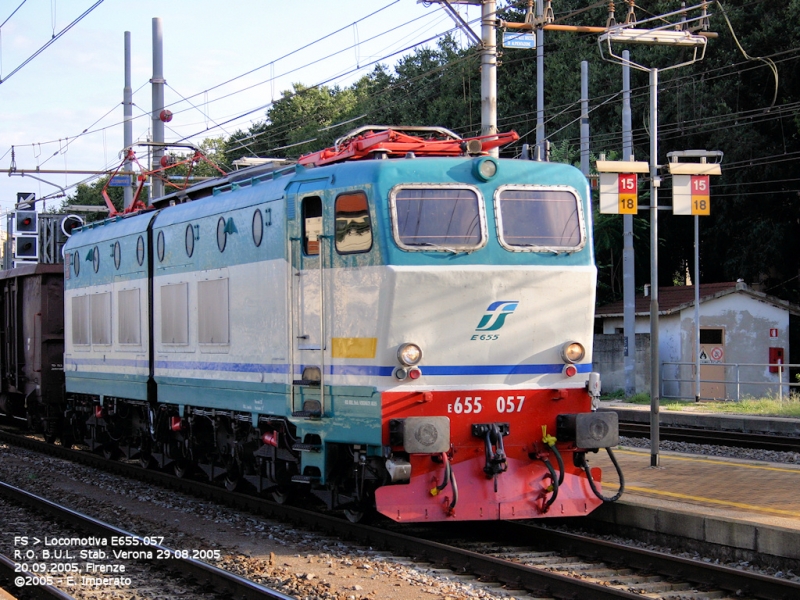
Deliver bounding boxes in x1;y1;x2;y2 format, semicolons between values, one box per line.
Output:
160;109;173;122
160;155;176;168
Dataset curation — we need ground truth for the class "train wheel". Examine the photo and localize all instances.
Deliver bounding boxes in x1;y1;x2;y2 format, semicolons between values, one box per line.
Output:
343;509;365;523
102;445;119;461
271;488;291;504
139;452;153;469
173;460;191;479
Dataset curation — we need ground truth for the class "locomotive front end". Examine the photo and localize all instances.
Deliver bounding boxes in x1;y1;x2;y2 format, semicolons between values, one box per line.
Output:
370;156;622;522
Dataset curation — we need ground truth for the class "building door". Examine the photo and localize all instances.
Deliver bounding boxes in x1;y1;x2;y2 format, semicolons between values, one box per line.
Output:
699;327;725;399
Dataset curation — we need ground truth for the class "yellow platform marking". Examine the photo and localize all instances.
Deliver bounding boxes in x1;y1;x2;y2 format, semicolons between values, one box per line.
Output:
616;448;800;474
331;337;377;359
602;484;800;518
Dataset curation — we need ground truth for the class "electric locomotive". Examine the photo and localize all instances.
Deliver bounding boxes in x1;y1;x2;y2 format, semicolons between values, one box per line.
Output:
62;126;622;522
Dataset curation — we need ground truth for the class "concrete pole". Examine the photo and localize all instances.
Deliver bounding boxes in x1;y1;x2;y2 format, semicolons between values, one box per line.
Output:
694;215;701;401
580;61;589;177
622;50;636;397
649;67;660;467
481;0;498;157
535;0;544;158
151;18;165;201
123;32;133;210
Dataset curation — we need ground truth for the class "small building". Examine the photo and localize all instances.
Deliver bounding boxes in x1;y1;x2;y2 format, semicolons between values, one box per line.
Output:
595;282;800;400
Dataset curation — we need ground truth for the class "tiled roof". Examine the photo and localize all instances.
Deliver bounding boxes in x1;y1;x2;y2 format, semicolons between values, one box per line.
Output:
597;282;740;317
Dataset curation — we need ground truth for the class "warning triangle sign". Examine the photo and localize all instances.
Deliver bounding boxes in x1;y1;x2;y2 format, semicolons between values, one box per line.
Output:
699;349;709;361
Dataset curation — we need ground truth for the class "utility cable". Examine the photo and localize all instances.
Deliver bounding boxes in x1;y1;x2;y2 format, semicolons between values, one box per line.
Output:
0;0;105;84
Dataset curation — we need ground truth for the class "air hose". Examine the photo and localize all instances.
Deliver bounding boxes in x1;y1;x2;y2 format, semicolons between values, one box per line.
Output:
541;457;559;510
538;426;562;510
542;426;565;485
430;452;450;495
430;452;458;513
447;461;458;512
580;446;625;503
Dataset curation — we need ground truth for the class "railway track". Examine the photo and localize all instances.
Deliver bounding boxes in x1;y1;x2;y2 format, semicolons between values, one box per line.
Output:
0;552;74;600
3;429;800;600
618;420;800;452
0;479;294;600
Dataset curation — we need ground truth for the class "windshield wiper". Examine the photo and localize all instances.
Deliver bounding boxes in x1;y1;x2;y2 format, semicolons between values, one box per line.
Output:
417;242;462;255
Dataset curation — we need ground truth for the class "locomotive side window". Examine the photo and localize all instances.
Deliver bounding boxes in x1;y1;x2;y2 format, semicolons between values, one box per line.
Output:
185;224;195;257
335;192;372;254
136;235;145;266
118;289;141;345
391;186;484;250
198;278;229;345
252;209;264;247
157;231;165;262
495;186;585;252
302;196;322;255
71;295;90;345
161;283;189;345
91;292;112;345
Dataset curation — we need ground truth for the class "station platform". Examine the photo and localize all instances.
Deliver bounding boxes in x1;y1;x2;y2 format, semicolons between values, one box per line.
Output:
588;444;800;567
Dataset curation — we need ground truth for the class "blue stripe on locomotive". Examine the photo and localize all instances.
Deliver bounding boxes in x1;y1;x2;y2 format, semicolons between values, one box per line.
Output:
62;156;595;476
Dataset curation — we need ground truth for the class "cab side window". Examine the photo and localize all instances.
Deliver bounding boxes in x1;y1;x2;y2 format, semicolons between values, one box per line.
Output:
302;196;322;256
335;192;372;254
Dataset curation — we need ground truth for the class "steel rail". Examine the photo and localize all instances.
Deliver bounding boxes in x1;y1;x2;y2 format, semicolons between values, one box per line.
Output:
5;428;800;598
619;421;800;452
0;553;75;600
0;478;295;600
0;430;646;599
489;522;800;600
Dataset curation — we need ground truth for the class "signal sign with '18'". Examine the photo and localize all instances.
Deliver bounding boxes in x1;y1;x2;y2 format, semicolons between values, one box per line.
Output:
691;175;710;215
618;173;638;214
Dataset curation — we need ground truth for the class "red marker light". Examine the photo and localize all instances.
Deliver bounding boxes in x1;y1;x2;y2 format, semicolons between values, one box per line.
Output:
564;365;578;378
408;368;421;380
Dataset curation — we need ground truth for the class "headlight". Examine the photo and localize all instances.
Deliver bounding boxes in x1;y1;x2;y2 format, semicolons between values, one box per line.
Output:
397;343;423;366
561;342;585;364
473;157;498;181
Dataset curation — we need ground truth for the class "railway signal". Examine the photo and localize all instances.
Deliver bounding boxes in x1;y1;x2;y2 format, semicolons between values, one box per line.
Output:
669;160;721;216
13;193;39;262
596;160;649;214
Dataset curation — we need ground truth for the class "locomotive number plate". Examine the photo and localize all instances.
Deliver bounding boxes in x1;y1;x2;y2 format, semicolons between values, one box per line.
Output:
446;395;526;415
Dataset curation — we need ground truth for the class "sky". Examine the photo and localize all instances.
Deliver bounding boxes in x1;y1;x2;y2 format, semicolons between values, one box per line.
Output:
0;0;482;215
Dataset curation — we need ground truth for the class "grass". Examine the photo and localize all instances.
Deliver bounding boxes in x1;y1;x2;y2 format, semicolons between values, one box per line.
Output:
605;392;800;418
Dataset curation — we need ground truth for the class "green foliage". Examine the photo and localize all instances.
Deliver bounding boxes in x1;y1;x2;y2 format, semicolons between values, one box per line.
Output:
59;176;122;223
221;1;800;304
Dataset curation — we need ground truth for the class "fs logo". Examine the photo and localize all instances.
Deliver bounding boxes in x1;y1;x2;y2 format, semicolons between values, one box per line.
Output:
475;300;519;332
